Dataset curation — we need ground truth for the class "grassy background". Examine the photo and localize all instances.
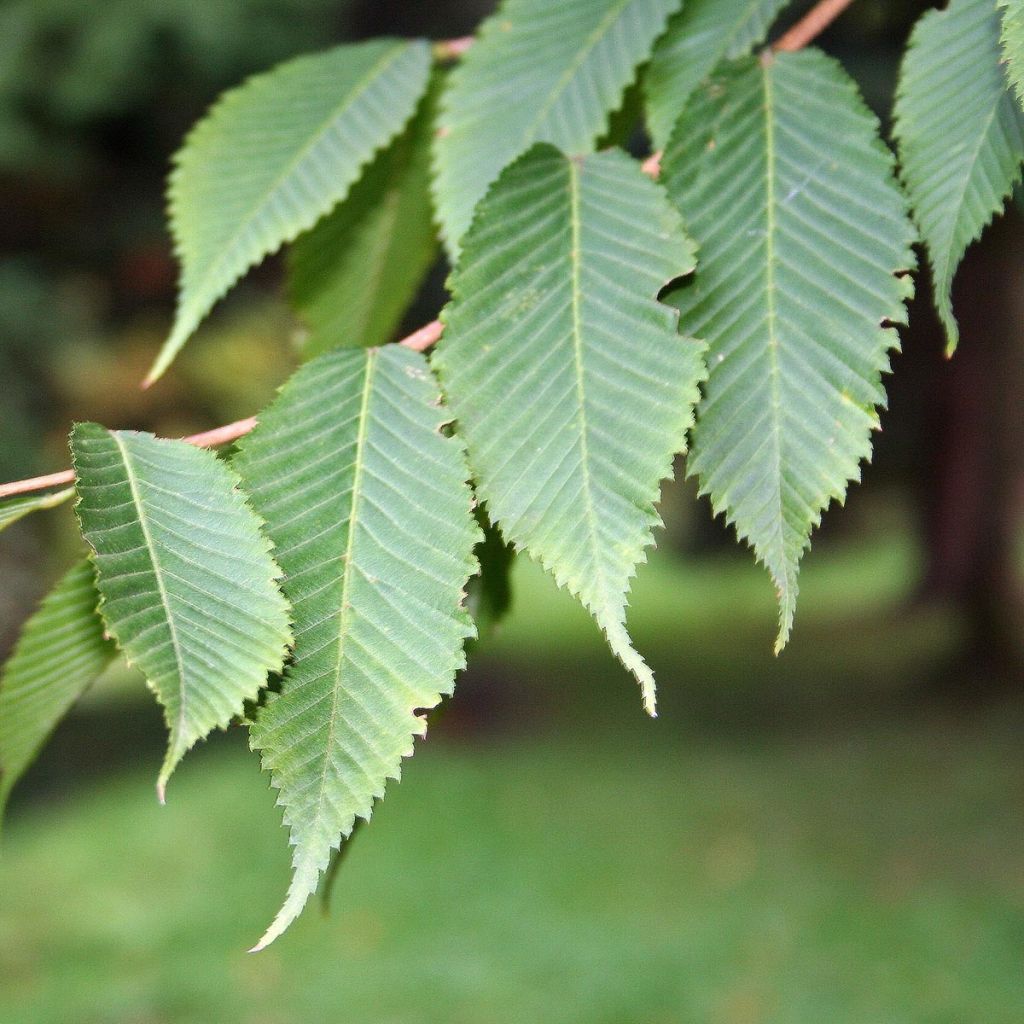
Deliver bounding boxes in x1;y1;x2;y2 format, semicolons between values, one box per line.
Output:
1;531;1022;1023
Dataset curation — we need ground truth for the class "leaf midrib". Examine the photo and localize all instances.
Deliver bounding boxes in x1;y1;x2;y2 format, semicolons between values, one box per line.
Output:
935;92;1005;286
304;349;377;858
566;158;608;610
522;0;636;147
187;43;410;298
760;58;785;574
111;432;189;769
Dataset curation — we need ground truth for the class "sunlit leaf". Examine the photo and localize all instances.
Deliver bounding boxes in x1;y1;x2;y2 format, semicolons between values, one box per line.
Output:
150;38;431;382
233;346;479;950
662;50;916;648
434;145;703;713
432;0;680;255
71;424;292;797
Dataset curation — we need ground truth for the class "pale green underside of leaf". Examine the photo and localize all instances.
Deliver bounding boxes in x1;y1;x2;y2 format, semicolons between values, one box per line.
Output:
287;77;439;356
0;559;114;821
662;50;916;651
0;487;74;533
434;145;704;714
1000;0;1024;111
233;346;479;951
894;0;1024;352
644;0;789;149
71;425;292;797
151;38;431;382
432;0;680;256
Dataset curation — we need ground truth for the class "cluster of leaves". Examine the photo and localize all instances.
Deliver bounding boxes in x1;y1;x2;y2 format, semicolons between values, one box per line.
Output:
2;0;1023;949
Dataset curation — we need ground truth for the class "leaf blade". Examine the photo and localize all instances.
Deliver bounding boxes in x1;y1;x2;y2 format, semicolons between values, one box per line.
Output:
0;487;74;534
894;0;1024;351
70;424;292;796
662;50;916;648
233;346;479;950
644;0;789;149
1000;0;1024;112
0;559;114;820
287;77;440;356
434;144;704;712
151;38;432;382
432;0;680;255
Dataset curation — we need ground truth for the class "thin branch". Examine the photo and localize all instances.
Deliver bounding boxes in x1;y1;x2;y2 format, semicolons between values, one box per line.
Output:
0;322;447;501
0;2;855;505
432;36;474;61
0;470;76;500
773;0;856;52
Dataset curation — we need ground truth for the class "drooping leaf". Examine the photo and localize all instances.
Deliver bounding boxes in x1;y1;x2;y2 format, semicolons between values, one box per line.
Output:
70;424;292;798
0;559;114;821
662;50;916;650
149;38;432;383
233;346;479;950
0;487;74;534
894;0;1024;351
287;76;440;357
644;0;789;149
432;0;680;255
1000;0;1024;111
434;145;704;714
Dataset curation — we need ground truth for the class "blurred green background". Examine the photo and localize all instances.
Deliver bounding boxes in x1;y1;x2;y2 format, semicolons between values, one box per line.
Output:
1;2;1022;1022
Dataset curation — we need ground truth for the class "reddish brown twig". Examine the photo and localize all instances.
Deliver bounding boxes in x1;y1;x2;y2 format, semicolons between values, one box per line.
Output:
0;322;447;500
0;1;856;505
773;0;855;52
432;36;474;61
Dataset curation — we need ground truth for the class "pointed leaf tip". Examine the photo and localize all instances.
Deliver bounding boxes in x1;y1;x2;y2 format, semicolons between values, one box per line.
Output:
71;425;292;789
434;145;703;712
234;346;479;945
663;51;915;644
154;38;432;378
894;0;1024;354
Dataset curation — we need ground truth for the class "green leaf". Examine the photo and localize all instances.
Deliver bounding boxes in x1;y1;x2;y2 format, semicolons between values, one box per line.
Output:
0;559;114;820
149;38;432;383
1000;0;1024;111
466;509;516;642
434;145;703;714
287;77;440;357
0;487;74;534
894;0;1024;352
662;50;916;650
432;0;680;255
233;346;479;950
644;0;789;149
70;424;292;798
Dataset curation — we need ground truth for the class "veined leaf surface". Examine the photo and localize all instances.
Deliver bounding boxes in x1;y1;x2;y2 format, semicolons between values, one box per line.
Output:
287;79;439;356
233;346;479;951
662;50;916;649
71;424;292;797
894;0;1024;351
0;559;114;820
644;0;789;149
432;0;680;254
151;38;431;382
0;487;74;534
434;145;703;714
1000;0;1024;111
